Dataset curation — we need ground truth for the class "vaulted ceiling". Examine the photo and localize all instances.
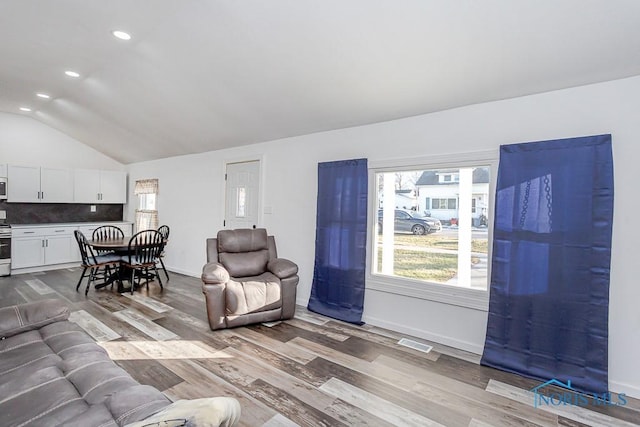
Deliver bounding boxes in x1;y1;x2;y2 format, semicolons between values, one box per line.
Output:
2;1;640;164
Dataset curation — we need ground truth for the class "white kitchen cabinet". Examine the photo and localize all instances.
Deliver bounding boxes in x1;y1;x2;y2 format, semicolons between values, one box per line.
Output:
7;165;73;203
73;169;127;204
12;226;77;268
11;235;45;269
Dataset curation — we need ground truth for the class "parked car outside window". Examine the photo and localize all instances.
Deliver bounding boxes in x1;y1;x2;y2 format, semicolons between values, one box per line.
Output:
378;209;442;235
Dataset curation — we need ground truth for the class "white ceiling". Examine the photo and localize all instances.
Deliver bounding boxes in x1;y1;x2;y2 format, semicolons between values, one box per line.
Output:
2;1;640;164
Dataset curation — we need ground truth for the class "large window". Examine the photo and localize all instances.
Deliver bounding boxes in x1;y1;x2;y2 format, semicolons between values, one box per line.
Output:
372;165;490;291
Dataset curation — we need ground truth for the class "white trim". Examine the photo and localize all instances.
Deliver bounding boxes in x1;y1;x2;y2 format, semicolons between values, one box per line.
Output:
362;313;484;355
369;149;498;171
367;276;489;311
221;154;265;230
609;380;640;399
366;151;498;310
11;262;81;275
164;265;199;278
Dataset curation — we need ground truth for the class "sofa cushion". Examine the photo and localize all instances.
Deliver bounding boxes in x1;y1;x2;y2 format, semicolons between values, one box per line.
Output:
0;312;173;427
217;228;268;253
225;272;282;316
0;299;69;339
219;250;269;277
105;384;175;426
0;330;61;377
58;403;118;427
0;364;89;427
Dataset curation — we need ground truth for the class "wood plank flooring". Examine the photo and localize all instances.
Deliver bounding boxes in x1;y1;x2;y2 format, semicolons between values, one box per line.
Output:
1;269;639;427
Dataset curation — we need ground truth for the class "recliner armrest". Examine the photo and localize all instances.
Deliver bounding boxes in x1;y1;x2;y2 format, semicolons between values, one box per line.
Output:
201;262;230;284
267;258;298;279
0;299;70;339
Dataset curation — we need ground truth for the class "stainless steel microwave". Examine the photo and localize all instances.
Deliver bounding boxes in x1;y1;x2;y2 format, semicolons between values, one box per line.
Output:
0;177;7;200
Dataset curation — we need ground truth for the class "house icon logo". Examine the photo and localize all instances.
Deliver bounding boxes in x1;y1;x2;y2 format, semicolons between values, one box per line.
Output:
530;379;574;408
530;379;627;408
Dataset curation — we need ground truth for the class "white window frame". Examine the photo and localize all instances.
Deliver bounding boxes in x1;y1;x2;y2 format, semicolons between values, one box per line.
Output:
366;150;498;311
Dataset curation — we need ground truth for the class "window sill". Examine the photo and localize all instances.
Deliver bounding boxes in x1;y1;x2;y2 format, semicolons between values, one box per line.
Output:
367;274;489;311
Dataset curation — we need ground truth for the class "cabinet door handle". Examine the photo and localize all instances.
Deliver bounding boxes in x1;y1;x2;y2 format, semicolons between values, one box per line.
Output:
23;231;35;234
41;240;45;247
54;230;65;233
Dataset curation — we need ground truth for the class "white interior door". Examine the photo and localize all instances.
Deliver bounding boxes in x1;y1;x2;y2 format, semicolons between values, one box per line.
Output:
225;160;260;230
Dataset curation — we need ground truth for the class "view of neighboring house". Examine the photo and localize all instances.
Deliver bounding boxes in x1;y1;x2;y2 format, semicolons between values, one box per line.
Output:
378;189;417;210
416;167;490;223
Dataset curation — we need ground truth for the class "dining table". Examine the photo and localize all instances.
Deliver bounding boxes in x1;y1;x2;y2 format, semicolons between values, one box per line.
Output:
88;237;165;293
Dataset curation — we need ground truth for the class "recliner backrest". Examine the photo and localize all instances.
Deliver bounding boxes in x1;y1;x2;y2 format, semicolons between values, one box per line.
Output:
217;228;270;277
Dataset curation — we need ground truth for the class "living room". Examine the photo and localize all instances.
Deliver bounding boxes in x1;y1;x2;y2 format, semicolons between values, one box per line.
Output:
1;2;640;426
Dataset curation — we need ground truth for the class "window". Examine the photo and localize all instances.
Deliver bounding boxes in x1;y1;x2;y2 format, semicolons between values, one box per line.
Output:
134;179;159;231
372;165;491;292
432;198;457;210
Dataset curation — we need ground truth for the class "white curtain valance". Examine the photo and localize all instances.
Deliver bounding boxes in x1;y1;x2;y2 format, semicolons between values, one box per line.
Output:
134;179;159;195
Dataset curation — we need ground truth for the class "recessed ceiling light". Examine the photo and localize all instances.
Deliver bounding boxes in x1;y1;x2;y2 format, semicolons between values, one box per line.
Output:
19;107;32;112
112;30;131;41
65;70;80;78
36;93;50;99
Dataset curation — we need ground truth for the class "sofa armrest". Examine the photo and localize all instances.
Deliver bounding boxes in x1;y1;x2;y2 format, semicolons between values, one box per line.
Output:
0;299;70;339
202;262;230;284
267;258;298;279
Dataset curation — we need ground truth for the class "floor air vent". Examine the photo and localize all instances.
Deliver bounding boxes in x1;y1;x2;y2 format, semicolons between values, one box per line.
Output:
398;338;433;353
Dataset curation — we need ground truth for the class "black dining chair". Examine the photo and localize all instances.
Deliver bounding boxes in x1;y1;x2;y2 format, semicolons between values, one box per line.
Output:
74;230;122;295
157;225;170;281
92;225;124;255
121;230;164;294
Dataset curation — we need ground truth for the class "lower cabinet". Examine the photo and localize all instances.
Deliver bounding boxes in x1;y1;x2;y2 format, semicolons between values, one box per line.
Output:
11;236;46;269
11;222;133;271
11;227;76;269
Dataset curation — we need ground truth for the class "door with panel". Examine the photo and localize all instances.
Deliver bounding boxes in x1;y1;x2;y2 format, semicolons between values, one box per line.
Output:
224;160;261;230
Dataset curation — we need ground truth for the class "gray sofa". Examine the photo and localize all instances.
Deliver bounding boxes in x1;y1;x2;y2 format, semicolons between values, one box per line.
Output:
201;228;299;330
0;299;240;427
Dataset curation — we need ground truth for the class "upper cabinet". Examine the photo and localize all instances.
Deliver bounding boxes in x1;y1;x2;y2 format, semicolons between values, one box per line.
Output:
73;169;127;204
7;165;127;204
7;165;73;203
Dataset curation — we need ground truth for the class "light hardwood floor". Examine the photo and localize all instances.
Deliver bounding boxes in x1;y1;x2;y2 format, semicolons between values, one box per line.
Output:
1;269;639;427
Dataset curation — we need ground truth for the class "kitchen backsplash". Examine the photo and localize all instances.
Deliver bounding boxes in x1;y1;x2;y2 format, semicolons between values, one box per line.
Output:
0;201;123;224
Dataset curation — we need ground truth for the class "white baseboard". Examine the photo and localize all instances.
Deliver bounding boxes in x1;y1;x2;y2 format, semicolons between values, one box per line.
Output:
362;314;484;355
164;265;199;278
609;379;640;399
11;262;81;275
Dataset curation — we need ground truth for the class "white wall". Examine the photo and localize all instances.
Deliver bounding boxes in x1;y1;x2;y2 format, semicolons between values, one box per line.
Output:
0;113;122;170
126;75;640;398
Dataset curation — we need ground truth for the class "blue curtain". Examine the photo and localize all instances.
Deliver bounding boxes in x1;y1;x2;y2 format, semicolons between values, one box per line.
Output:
308;158;368;324
481;134;614;394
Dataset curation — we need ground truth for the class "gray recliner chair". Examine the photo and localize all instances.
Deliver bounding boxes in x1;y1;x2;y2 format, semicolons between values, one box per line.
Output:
201;228;299;330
